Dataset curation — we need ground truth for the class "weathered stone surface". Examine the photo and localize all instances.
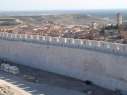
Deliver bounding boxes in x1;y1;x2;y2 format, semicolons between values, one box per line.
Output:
0;39;127;91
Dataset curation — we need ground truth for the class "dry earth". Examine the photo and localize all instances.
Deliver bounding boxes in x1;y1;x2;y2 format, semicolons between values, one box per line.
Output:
0;80;31;95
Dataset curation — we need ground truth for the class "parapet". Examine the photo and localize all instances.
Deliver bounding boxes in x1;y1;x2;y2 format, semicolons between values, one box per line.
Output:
0;32;127;55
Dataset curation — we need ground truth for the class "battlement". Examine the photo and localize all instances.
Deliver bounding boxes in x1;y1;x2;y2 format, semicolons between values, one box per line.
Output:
0;32;127;55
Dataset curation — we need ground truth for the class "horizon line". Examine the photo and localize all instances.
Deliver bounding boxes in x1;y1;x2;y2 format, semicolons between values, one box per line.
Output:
0;8;127;12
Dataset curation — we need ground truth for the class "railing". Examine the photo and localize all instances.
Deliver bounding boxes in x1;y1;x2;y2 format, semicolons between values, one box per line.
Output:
0;32;127;55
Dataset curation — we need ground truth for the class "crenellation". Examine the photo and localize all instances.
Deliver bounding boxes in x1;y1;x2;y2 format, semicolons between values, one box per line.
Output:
0;32;127;55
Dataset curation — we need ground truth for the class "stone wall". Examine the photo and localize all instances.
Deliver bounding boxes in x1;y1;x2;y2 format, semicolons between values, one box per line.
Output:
0;32;127;91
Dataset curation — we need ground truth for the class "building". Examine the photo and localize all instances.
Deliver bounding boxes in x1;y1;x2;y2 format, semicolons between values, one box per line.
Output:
117;13;123;26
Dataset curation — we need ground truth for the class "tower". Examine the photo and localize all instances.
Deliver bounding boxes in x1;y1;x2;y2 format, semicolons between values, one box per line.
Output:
117;13;123;34
117;13;123;26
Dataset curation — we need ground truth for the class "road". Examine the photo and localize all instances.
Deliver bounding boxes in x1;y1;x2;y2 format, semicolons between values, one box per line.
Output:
0;71;85;95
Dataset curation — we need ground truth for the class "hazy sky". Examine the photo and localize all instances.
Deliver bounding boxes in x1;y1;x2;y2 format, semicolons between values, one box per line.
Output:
0;0;127;11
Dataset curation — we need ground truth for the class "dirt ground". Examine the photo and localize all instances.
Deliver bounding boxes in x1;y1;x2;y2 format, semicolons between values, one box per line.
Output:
0;80;31;95
0;59;122;95
0;69;120;95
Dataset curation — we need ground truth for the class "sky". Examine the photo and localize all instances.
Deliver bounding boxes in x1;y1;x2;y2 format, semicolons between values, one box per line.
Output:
0;0;127;11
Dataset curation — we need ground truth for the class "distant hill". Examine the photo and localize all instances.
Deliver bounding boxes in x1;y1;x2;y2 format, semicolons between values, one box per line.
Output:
0;10;126;25
14;14;114;25
0;9;127;17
